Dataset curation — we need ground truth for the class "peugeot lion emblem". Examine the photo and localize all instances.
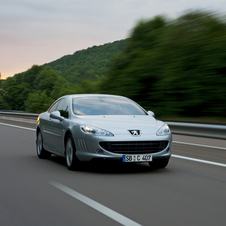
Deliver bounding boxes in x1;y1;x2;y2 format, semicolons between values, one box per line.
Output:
129;130;141;136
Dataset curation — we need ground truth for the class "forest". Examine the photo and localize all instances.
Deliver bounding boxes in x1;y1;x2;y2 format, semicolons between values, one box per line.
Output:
0;41;126;113
1;10;226;121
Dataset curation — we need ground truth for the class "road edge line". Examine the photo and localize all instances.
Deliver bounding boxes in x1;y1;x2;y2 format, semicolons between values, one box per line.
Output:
172;154;226;167
0;122;36;131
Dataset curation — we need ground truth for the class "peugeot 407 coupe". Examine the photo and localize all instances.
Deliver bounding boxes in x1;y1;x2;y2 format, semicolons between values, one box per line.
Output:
36;94;172;170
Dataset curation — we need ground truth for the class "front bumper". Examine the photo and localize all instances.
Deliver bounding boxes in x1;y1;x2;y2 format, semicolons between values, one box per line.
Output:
76;149;172;163
75;134;172;162
74;129;172;162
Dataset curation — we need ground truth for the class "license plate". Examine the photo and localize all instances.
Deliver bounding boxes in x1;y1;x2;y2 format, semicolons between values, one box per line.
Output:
123;154;152;162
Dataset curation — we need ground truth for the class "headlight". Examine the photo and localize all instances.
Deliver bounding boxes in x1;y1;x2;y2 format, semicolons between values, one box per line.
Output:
81;125;114;136
156;124;170;136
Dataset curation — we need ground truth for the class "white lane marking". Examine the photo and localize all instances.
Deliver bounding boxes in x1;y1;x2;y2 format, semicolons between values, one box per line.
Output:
50;181;142;226
173;141;226;151
0;122;35;131
172;154;226;167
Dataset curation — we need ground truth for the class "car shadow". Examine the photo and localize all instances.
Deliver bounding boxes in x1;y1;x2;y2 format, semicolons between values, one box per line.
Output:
47;155;170;174
84;162;164;174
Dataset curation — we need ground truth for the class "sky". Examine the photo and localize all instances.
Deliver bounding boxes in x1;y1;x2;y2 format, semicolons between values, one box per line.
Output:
1;0;226;79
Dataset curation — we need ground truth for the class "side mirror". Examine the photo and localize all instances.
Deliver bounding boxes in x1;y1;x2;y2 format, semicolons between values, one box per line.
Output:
50;111;64;122
147;110;155;118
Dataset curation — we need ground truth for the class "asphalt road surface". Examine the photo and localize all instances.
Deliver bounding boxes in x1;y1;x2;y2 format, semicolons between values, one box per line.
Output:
0;122;225;226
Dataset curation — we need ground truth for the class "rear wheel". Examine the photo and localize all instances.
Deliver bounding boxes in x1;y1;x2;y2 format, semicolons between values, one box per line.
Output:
148;159;169;169
36;131;51;159
65;134;80;170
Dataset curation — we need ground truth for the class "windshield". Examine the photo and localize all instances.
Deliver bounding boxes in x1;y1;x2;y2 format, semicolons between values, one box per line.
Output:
72;96;147;115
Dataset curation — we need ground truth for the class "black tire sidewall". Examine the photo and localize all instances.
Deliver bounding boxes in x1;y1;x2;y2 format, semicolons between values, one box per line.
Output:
66;134;79;170
36;131;50;159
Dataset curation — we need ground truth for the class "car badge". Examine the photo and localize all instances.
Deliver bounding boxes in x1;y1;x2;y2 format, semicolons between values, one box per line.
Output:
129;130;141;136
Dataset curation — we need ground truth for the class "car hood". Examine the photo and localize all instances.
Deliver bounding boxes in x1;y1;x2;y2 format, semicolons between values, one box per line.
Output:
75;115;164;134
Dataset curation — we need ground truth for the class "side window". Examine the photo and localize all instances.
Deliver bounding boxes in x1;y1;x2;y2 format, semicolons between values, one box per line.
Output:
48;101;59;113
56;98;69;118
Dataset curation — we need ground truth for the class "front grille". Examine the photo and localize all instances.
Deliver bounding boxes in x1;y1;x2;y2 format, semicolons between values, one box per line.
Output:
99;141;168;154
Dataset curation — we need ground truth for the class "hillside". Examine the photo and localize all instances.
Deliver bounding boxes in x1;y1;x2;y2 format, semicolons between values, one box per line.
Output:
45;40;126;83
0;40;126;112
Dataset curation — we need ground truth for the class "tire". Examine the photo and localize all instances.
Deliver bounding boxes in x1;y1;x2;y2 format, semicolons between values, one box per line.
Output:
36;131;51;159
148;159;169;169
65;134;80;170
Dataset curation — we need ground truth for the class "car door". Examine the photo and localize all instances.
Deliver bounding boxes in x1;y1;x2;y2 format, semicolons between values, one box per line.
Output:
47;98;69;154
41;100;60;151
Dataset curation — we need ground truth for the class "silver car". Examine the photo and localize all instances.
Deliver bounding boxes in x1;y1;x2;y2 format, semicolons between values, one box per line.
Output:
36;94;172;170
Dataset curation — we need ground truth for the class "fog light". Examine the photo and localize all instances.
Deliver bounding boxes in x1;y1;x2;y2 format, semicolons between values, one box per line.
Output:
96;149;104;154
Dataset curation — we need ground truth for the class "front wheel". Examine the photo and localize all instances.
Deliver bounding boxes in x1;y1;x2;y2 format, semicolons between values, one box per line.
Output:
65;134;80;170
36;131;51;159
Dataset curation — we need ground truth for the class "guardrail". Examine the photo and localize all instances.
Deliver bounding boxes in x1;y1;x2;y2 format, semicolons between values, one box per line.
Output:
165;121;226;139
0;111;39;119
1;111;226;139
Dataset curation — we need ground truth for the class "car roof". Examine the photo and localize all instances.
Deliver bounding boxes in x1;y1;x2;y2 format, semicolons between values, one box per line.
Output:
62;94;130;99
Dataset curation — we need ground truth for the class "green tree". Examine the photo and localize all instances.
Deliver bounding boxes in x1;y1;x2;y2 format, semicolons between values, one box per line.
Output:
100;11;226;118
0;88;6;97
3;83;30;111
33;66;58;96
25;91;54;113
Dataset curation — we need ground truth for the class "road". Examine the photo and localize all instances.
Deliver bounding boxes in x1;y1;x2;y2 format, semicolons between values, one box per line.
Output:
0;122;225;226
